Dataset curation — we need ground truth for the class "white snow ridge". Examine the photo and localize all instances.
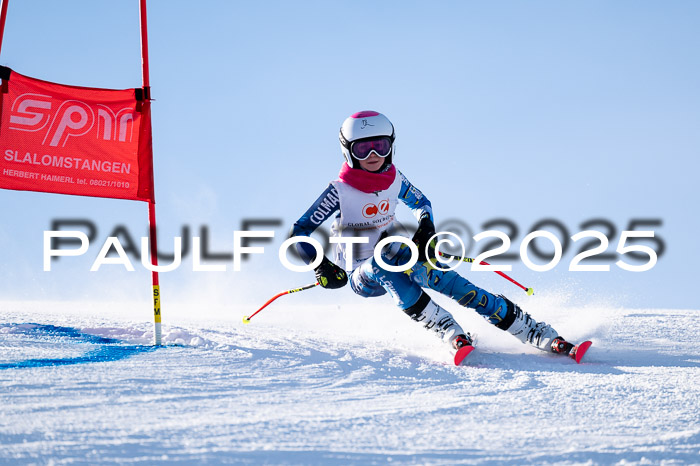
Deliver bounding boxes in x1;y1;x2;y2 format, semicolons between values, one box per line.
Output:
0;301;698;465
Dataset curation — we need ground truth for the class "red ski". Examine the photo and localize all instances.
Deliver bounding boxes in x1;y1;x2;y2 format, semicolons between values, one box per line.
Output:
454;340;591;366
552;338;592;364
570;340;592;364
453;345;475;366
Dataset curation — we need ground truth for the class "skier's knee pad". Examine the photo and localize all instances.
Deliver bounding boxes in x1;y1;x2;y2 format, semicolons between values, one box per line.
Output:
349;265;387;298
352;259;424;308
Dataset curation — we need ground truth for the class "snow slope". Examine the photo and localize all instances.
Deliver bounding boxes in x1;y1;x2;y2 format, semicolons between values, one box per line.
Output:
1;298;698;465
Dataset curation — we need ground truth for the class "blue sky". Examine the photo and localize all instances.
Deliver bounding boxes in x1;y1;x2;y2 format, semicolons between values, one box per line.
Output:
0;1;698;313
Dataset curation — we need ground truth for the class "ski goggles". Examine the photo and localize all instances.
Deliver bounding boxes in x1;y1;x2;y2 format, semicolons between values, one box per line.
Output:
350;136;393;160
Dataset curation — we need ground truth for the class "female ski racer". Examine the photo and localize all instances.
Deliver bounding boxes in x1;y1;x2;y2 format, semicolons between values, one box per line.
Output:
291;111;576;359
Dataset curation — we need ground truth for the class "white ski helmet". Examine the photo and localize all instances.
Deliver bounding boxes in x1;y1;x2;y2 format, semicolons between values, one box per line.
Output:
339;110;395;168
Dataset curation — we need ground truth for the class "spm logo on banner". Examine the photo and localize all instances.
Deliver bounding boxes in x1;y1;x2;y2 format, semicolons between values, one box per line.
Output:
9;93;135;147
0;67;154;202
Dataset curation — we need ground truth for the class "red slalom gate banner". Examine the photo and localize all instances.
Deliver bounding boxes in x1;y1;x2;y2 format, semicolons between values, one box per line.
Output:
0;66;154;202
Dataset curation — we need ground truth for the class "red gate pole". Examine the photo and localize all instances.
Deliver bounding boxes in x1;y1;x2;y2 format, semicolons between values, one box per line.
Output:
0;0;10;56
139;0;162;345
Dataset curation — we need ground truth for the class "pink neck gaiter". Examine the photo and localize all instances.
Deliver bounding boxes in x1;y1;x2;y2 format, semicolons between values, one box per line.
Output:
338;162;397;193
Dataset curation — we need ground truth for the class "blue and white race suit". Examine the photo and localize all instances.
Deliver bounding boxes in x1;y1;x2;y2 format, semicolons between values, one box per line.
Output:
291;167;513;327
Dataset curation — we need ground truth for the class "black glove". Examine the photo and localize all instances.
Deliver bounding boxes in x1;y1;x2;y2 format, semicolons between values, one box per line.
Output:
314;256;348;289
412;214;436;262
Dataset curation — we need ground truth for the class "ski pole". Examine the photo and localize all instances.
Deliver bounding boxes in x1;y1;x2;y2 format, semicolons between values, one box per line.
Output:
437;252;534;296
243;282;319;324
